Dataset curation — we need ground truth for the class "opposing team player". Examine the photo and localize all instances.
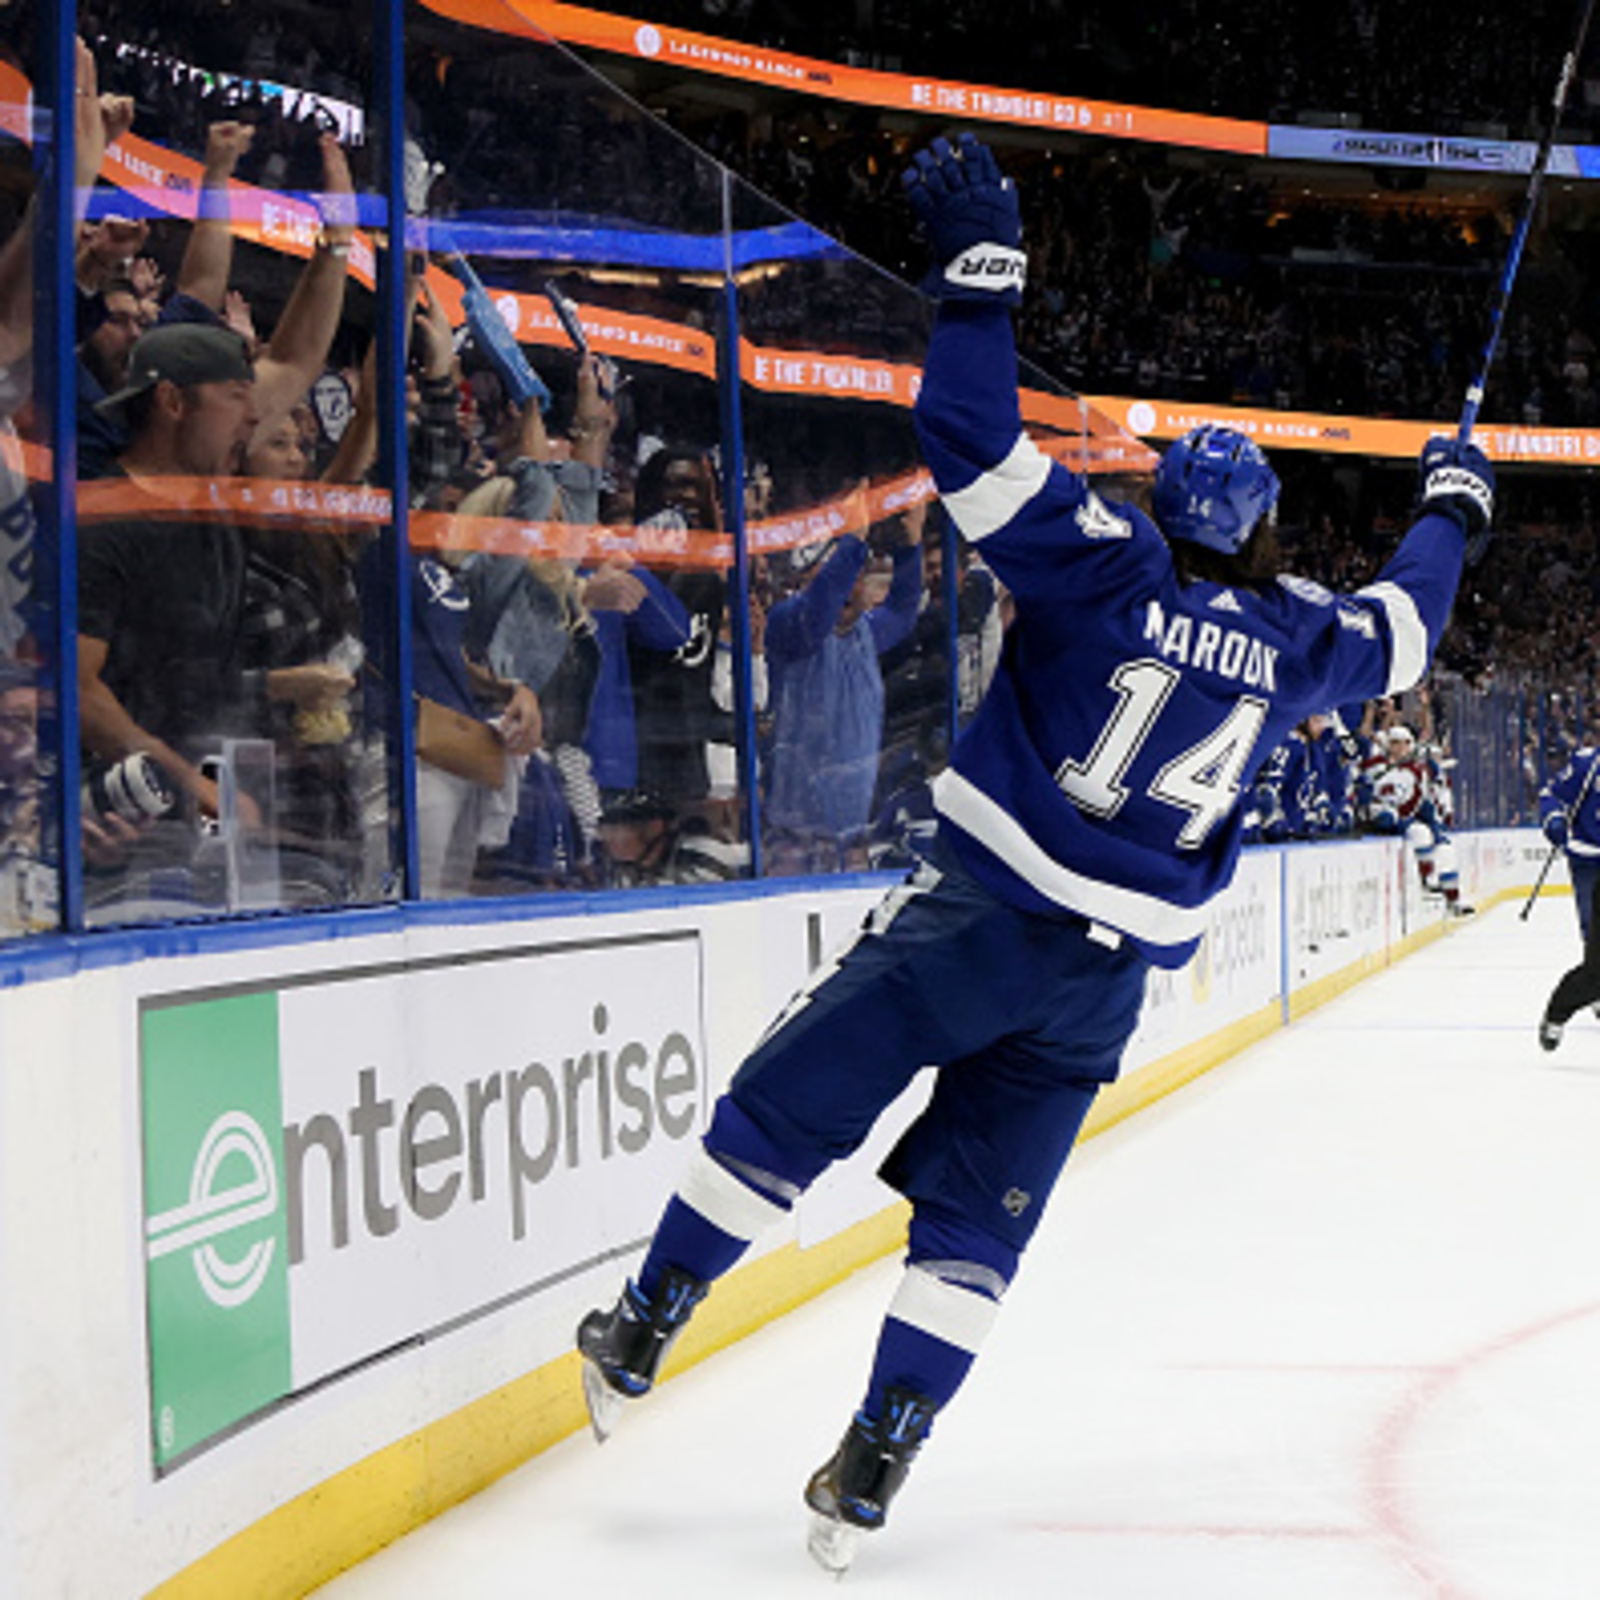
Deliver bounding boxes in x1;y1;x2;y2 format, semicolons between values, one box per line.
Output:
1536;744;1600;1048
574;134;1492;1575
1362;721;1471;913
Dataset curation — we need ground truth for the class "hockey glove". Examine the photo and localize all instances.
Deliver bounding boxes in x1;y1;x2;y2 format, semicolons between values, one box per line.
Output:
1417;435;1494;538
1543;810;1569;847
902;133;1025;306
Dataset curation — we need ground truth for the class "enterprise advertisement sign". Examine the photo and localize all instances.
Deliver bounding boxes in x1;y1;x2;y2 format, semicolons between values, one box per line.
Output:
139;931;707;1471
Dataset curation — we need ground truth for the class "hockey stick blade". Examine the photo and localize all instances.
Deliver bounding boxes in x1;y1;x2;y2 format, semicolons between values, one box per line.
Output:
806;1511;861;1580
580;1357;625;1445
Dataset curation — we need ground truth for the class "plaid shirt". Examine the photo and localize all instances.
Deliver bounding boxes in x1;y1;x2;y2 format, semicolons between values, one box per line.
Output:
410;373;464;506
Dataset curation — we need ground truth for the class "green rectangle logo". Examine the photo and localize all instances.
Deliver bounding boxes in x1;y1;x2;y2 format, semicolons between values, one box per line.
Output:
142;992;292;1469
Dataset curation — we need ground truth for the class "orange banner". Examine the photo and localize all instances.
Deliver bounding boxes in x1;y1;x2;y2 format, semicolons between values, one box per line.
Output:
409;467;947;565
96;133;379;290
425;269;719;381
72;450;1168;574
74;467;947;568
76;473;392;530
0;60;29;145
740;343;918;408
417;0;1268;156
1085;395;1600;468
408;274;1150;451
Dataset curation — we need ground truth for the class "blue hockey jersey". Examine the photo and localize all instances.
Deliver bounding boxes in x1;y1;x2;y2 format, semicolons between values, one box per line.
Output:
1539;747;1600;856
913;303;1466;967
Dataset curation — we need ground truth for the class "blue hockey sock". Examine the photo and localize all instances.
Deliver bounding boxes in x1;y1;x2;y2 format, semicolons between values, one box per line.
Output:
860;1264;1002;1420
637;1191;753;1299
637;1097;812;1300
856;1207;1017;1420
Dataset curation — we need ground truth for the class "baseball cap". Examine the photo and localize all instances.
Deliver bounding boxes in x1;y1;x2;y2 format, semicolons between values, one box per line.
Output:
599;790;676;827
95;323;253;415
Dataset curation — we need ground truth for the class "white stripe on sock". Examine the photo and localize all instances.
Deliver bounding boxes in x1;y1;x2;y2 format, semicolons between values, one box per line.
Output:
678;1147;790;1242
886;1264;1001;1354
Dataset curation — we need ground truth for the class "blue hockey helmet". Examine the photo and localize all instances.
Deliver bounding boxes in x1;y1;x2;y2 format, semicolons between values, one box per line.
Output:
1152;425;1281;554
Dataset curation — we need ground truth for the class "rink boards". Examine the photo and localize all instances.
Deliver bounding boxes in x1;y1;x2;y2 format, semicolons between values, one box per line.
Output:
0;828;1556;1599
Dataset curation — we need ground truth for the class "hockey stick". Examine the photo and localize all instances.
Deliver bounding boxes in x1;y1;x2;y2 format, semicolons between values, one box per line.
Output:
1520;746;1600;920
1457;0;1598;565
1520;836;1563;920
1459;0;1598;450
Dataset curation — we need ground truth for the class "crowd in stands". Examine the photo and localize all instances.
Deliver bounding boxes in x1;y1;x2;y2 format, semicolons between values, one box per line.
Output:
3;9;1598;935
679;107;1600;434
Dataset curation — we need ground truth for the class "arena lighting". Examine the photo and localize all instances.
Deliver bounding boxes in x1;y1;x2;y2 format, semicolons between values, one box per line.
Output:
577;261;787;287
581;267;669;287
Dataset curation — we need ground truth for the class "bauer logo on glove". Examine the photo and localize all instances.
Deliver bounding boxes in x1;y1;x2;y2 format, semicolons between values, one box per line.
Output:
903;133;1026;306
946;243;1027;294
1417;435;1495;537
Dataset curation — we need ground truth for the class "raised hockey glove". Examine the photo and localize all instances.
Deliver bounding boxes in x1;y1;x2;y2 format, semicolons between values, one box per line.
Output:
1417;435;1494;538
1543;810;1569;847
902;133;1025;306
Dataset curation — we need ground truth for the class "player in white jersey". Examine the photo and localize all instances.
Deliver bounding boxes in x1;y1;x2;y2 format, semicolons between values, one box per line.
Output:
1362;722;1470;912
574;135;1493;1575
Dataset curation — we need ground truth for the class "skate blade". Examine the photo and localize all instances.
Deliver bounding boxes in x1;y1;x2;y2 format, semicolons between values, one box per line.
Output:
807;1512;860;1579
581;1358;624;1444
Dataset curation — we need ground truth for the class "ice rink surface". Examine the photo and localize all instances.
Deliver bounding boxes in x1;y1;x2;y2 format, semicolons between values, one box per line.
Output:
317;897;1600;1599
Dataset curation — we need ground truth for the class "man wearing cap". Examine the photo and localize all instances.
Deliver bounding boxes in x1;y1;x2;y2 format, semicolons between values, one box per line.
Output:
594;788;748;888
77;322;350;844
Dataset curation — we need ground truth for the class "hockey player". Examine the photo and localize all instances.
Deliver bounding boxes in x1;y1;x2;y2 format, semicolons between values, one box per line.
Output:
1311;712;1360;835
1253;713;1354;842
1536;744;1600;1049
1362;721;1471;912
574;134;1492;1574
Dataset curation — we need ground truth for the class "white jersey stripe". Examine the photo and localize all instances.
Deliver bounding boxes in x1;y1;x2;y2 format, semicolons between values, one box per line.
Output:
886;1265;1001;1354
677;1147;789;1242
1355;580;1428;694
938;432;1052;541
932;769;1210;946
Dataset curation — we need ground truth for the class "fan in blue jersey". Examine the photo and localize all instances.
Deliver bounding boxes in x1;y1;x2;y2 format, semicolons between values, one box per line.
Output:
1252;714;1347;842
573;133;1492;1576
1536;746;1600;1049
1248;732;1301;842
1316;712;1360;834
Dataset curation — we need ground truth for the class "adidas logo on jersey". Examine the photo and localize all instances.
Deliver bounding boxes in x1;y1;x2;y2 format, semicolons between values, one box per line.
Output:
1209;590;1243;613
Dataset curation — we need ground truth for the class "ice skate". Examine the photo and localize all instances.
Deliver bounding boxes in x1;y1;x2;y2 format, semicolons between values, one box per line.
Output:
1539;1017;1564;1052
576;1267;707;1443
803;1387;936;1576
